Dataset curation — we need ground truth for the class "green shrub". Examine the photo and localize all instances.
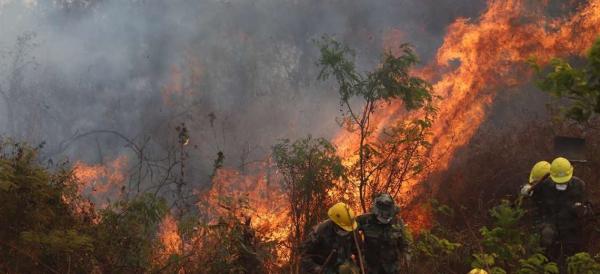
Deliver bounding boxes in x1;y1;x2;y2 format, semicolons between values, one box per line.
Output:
567;252;600;274
93;193;168;273
0;141;96;273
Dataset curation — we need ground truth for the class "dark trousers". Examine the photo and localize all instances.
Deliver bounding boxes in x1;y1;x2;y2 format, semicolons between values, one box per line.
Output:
540;223;583;273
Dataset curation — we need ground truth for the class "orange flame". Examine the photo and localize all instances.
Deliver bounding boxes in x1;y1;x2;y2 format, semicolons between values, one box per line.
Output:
193;0;600;263
73;155;128;208
155;213;183;264
420;0;600;189
335;0;600;230
198;164;290;264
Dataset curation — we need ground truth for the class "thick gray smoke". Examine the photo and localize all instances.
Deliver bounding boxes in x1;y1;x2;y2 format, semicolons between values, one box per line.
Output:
0;0;487;191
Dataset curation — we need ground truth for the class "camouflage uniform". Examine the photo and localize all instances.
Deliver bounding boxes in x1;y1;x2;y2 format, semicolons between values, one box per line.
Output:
300;219;358;274
530;176;588;260
357;213;409;274
357;193;410;274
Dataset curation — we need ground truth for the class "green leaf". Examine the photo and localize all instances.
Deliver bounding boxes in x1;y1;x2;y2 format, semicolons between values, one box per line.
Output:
533;37;600;122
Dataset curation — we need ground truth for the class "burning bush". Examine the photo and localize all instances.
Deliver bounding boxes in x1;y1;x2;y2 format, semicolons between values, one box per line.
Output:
272;136;345;272
0;141;174;273
184;195;278;273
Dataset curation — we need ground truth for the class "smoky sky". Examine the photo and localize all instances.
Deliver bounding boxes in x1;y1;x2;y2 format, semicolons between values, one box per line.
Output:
0;0;487;188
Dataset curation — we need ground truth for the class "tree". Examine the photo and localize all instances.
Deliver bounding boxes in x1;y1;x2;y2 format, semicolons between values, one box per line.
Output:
316;36;434;211
532;38;600;122
272;136;345;272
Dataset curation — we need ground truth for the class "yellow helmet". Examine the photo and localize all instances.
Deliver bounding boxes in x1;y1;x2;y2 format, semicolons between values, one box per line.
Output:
327;202;358;232
468;268;488;274
550;157;573;184
529;161;551;183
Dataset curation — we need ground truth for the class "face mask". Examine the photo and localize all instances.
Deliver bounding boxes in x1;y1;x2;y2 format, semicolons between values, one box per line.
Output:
555;184;568;191
335;228;350;236
377;215;392;224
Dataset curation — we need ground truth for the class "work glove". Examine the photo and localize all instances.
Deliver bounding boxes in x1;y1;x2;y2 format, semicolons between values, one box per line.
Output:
573;202;591;218
520;184;533;196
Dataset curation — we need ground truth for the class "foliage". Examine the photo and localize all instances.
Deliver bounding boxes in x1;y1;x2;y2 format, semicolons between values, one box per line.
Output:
317;36;432;109
93;193;168;273
411;197;600;274
532;38;600;122
316;36;435;211
567;252;600;274
415;231;462;257
472;200;545;272
471;253;507;274
0;138;276;273
0;141;184;273
516;253;559;274
272;136;344;271
408;200;465;273
0;141;96;274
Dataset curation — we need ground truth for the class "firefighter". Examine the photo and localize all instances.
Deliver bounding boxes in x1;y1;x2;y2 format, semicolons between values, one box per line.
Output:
356;193;410;274
300;202;360;274
520;160;551;197
527;157;589;263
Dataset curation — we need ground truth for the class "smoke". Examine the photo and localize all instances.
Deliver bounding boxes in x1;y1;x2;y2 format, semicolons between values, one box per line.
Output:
0;0;487;188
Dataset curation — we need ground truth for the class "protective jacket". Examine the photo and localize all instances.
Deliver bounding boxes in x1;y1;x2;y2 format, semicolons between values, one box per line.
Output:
530;176;587;231
356;213;409;274
300;219;357;274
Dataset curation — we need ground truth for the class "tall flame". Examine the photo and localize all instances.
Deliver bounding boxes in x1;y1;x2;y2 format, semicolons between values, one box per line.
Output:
417;0;600;193
192;0;600;265
334;0;600;228
155;213;183;265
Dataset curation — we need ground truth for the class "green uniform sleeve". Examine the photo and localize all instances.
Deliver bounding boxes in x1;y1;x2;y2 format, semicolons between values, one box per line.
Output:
300;226;324;273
